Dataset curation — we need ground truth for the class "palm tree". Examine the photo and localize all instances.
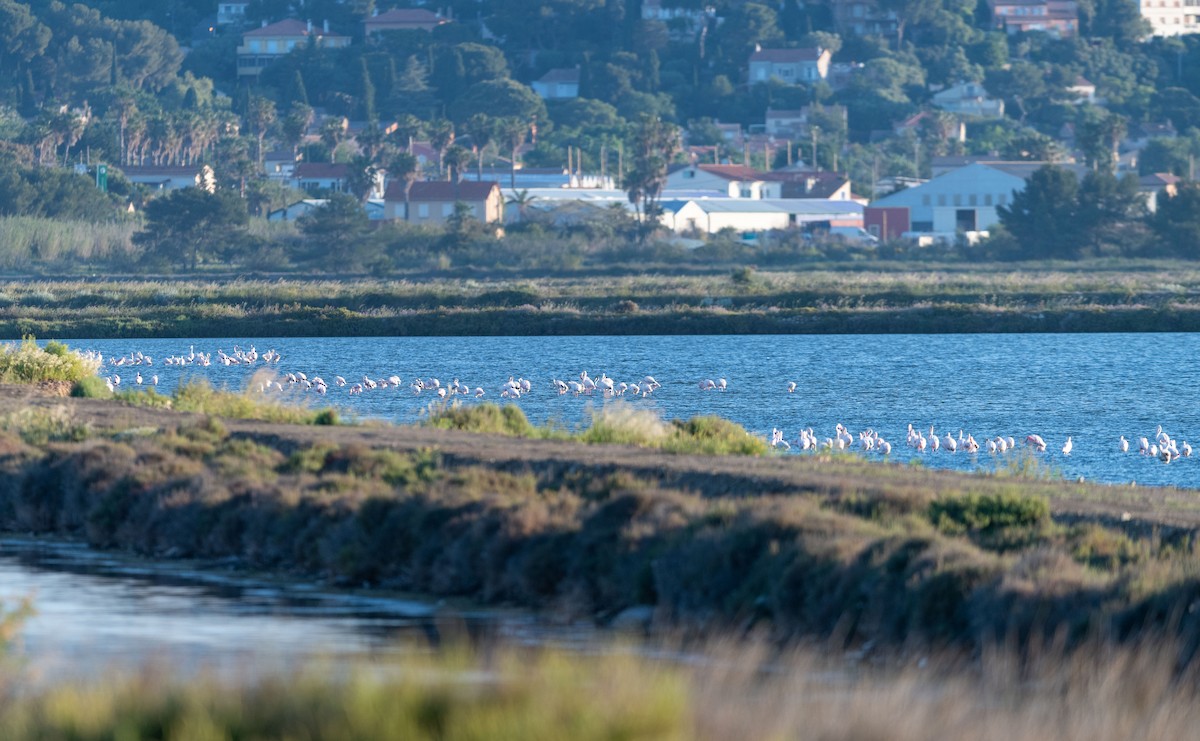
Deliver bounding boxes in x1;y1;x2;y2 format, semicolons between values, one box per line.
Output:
506;189;538;222
443;144;470;183
429;119;455;179
464;113;494;179
389;152;420;221
496;117;528;189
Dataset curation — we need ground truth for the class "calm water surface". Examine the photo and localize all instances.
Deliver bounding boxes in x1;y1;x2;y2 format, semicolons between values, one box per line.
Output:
69;333;1200;488
0;537;595;679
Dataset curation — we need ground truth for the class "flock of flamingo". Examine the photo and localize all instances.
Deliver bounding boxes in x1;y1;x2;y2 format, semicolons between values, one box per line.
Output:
80;344;1193;466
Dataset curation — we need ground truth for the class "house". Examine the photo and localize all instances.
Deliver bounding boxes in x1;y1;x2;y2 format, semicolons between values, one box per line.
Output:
748;47;831;85
531;67;580;100
641;0;716;39
761;171;854;200
989;0;1079;37
217;2;248;25
383;180;503;224
263;149;298;181
237;19;350;79
120;164;216;192
893;111;966;141
829;0;900;38
1125;121;1178;151
765;106;848;139
363;8;449;36
659;199;863;235
863;207;910;240
665;164;782;199
1068;76;1097;104
868;162;1087;241
290;162;351;194
931;83;1005;118
1138;172;1181;212
1139;0;1200;36
268;199;386;222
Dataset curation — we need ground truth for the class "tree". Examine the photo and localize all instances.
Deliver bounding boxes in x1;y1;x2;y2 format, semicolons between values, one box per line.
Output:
1151;181;1200;257
246;96;276;173
506;189;538;222
281;102;314;157
996;166;1080;258
1074;171;1147;255
429;119;455;179
442;144;470;182
388;151;420;221
1076;108;1127;173
134;188;248;271
463;113;494;178
346;154;379;202
450;78;548;125
495;117;529;188
622;114;680;242
298;192;369;243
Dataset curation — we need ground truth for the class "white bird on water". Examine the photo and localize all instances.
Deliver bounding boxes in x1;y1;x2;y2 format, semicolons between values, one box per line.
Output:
1062;436;1073;456
1119;435;1128;453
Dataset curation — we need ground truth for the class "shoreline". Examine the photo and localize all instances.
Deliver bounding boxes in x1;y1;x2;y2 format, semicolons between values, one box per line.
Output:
2;387;1200;655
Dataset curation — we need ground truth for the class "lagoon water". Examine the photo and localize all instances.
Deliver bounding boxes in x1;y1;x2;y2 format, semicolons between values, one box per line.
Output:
0;537;594;679
70;333;1200;489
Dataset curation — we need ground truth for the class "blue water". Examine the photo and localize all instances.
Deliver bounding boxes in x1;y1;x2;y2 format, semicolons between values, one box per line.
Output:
66;334;1200;489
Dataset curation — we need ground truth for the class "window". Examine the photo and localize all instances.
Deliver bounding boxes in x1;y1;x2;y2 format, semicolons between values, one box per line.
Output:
969;194;977;206
984;193;993;206
740;188;752;197
443;203;455;216
953;194;962;206
937;194;947;206
922;195;931;206
997;193;1008;205
418;203;429;218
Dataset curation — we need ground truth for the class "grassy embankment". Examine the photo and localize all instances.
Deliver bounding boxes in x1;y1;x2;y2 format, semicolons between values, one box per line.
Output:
1;262;1200;337
2;389;1200;656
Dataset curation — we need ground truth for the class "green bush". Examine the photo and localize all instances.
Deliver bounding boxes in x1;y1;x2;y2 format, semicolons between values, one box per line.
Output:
425;402;539;437
929;492;1050;536
666;416;769;456
0;337;97;384
70;376;113;399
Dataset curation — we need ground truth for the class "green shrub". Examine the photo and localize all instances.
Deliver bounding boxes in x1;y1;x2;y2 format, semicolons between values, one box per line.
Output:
70;376;113;399
425;402;539;437
666;416;769;456
0;337;97;383
929;492;1050;536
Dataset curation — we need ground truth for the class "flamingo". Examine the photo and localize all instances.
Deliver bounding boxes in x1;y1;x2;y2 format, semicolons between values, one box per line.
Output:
1062;437;1073;456
716;378;727;391
944;433;957;454
1119;435;1129;453
786;381;796;393
1183;441;1192;457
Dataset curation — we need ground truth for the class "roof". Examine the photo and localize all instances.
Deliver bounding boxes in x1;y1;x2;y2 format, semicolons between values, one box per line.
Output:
293;162;350;179
385;180;500;202
765;109;807;119
760;170;851;198
119;165;207;177
244;19;307;37
750;48;825;63
681;199;863;216
536;67;581;85
685;164;766;182
1140;173;1182;187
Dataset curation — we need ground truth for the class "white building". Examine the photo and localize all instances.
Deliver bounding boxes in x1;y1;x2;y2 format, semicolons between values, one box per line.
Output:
531;67;580;100
659;199;863;235
217;2;248;25
748;47;831;85
665;164;782;199
931;83;1005;118
1139;0;1200;35
268;199;387;221
121;164;216;192
869;162;1085;239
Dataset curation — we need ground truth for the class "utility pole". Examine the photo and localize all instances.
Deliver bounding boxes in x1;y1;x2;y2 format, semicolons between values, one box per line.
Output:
811;126;819;170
